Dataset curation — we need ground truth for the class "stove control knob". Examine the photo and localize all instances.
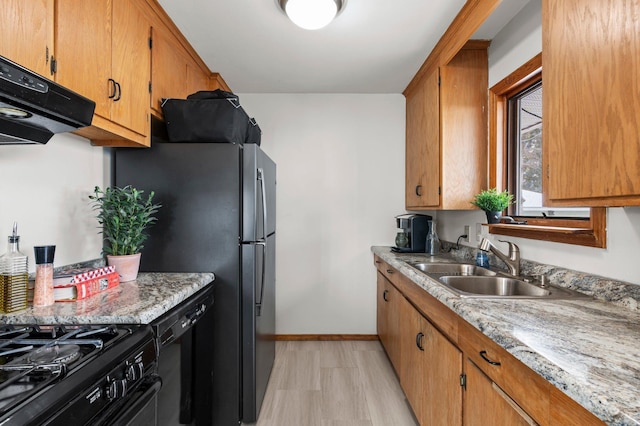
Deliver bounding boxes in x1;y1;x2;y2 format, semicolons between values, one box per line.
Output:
107;378;128;400
126;361;144;382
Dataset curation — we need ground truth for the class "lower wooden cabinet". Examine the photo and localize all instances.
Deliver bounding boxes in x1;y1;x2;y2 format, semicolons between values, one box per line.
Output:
376;271;401;370
399;295;462;425
374;255;605;426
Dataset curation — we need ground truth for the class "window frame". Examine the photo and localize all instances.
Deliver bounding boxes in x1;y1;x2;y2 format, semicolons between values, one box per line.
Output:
488;53;606;248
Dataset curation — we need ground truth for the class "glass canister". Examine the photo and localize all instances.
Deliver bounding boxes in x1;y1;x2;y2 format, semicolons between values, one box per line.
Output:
425;220;440;255
0;223;29;313
33;245;56;307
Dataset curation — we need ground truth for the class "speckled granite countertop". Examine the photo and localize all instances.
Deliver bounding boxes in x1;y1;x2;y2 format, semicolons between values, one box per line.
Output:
372;246;640;426
0;272;215;325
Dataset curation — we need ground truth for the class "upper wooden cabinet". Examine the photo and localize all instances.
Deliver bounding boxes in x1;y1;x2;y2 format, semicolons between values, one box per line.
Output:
0;0;54;77
150;27;214;116
405;42;489;210
55;0;151;147
543;0;640;206
149;10;231;118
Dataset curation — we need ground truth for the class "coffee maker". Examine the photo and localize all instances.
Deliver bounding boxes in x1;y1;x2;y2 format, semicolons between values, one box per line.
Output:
392;214;431;253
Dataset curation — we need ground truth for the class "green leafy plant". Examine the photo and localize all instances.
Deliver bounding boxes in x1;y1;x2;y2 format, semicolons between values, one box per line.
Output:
89;186;161;256
471;188;514;212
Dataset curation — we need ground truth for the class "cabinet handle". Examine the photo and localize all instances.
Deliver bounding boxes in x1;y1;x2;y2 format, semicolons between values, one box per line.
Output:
382;290;389;302
415;185;422;196
386;269;393;274
108;78;117;99
114;81;122;102
375;260;381;264
416;332;425;351
479;350;501;366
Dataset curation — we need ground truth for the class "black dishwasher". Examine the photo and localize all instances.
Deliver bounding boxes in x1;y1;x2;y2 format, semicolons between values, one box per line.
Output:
152;285;215;425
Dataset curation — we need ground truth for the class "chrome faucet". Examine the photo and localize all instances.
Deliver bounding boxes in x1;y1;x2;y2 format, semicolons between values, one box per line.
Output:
479;238;520;276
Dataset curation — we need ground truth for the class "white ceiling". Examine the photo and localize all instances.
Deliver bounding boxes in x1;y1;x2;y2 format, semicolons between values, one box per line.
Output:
158;0;531;94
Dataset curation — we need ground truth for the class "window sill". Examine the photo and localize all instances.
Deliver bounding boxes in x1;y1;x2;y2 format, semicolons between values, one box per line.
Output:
488;217;606;248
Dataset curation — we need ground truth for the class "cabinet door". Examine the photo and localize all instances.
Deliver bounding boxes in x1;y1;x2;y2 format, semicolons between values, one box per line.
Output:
424;317;462;425
399;296;425;422
111;0;150;136
0;0;53;76
151;27;189;114
440;47;488;210
55;0;112;119
376;272;401;370
543;0;640;206
463;359;537;426
405;67;441;209
186;59;211;96
400;298;462;426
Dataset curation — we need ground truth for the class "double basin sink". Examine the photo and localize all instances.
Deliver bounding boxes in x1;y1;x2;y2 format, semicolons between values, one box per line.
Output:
408;262;589;300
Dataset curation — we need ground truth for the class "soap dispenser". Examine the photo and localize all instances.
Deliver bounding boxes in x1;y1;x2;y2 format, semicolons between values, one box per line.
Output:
425;220;440;255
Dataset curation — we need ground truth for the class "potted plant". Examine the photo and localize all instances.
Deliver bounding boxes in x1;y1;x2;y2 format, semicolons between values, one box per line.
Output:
471;188;514;224
89;185;161;281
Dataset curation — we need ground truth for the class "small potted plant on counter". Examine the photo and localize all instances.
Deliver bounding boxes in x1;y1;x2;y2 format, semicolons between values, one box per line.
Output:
89;185;161;282
471;188;514;224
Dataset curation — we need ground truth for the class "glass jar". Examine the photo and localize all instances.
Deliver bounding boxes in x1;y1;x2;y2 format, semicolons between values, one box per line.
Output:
33;245;56;307
0;224;28;313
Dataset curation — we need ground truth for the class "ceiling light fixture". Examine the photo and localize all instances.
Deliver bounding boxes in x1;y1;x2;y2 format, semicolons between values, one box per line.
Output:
277;0;345;30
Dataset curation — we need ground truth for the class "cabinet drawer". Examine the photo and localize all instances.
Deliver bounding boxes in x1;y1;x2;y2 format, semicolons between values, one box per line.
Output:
459;321;550;425
373;255;397;283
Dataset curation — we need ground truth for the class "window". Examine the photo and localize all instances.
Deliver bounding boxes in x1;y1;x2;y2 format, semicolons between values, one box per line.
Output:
488;53;606;248
506;82;589;218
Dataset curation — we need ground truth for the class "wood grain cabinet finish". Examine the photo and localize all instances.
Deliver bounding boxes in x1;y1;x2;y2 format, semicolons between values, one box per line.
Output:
399;296;462;426
373;257;605;426
543;0;640;206
151;27;204;115
55;0;151;147
0;0;54;77
376;271;402;370
463;359;537;426
404;42;489;210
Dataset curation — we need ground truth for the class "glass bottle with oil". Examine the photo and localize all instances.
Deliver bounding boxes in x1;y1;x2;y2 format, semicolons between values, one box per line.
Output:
0;223;28;313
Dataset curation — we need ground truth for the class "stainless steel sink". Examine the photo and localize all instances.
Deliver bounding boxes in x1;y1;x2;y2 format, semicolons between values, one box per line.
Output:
406;261;589;300
408;262;497;277
438;276;589;299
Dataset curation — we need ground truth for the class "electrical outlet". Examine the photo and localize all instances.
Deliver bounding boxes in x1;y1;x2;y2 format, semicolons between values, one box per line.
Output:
463;225;470;242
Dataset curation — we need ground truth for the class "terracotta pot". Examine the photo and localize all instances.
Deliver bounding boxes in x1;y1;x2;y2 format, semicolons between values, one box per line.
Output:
107;253;142;282
485;210;502;224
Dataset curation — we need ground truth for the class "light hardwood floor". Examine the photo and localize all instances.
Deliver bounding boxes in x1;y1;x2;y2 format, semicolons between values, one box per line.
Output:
249;340;419;426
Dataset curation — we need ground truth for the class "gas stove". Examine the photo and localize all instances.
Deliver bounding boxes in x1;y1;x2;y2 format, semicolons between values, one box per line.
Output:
0;324;157;425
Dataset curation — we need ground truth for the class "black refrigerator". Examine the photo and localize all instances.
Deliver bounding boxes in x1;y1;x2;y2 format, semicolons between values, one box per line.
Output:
113;140;276;425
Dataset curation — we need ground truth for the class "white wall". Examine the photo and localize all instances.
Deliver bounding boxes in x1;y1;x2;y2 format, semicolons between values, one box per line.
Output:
437;0;640;286
239;94;405;334
0;133;108;273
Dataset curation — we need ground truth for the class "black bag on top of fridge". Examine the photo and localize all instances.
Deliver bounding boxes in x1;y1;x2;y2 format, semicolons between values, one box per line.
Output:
162;92;249;144
187;89;238;101
246;117;261;146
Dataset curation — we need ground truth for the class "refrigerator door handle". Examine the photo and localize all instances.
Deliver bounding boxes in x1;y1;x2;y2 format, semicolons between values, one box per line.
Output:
257;168;267;241
255;241;266;316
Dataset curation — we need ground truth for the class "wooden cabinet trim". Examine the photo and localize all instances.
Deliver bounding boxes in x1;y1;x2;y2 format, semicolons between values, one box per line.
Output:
404;0;500;96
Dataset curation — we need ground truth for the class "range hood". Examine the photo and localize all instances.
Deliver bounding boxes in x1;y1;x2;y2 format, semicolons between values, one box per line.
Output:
0;55;96;144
